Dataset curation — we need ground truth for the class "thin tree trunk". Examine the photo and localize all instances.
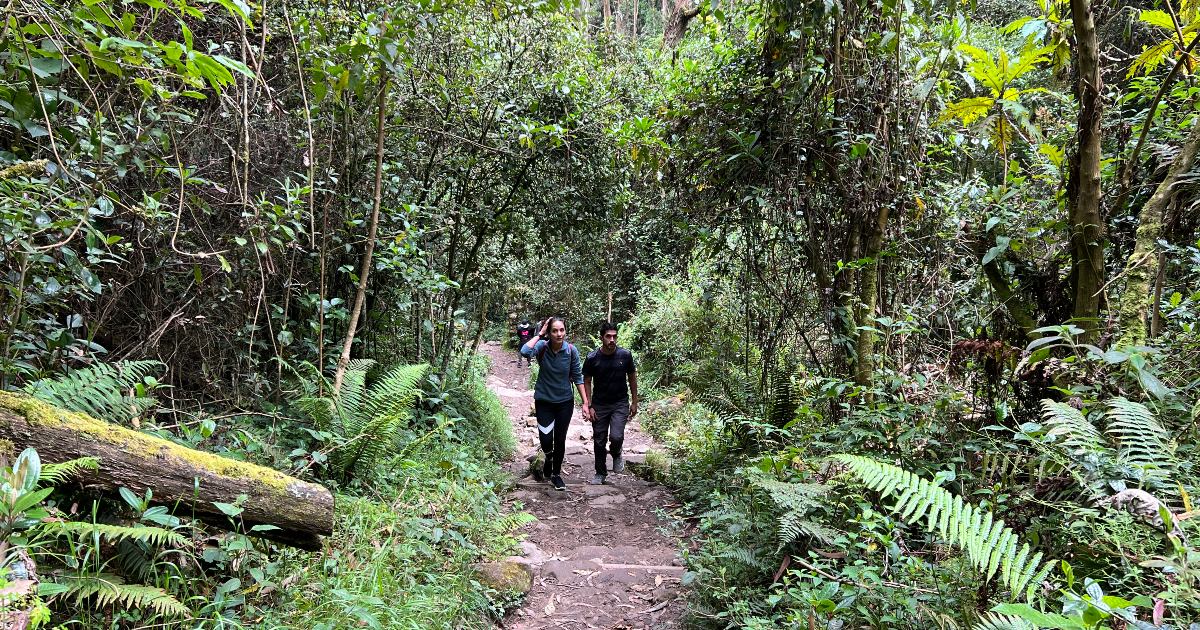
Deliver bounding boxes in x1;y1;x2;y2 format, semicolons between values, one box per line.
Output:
1068;0;1105;344
333;77;389;392
1150;252;1166;338
1116;118;1200;346
853;205;889;386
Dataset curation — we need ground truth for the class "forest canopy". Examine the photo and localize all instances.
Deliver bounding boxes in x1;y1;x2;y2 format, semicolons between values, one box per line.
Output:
4;0;1200;627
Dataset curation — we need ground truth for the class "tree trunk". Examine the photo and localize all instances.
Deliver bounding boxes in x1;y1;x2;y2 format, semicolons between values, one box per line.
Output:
1068;0;1105;344
1116;118;1200;346
333;77;389;392
662;0;699;49
853;204;890;386
0;392;333;550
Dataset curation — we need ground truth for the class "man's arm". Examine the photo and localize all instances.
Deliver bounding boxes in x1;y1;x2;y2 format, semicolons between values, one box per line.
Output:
583;375;593;411
576;382;591;420
628;370;639;417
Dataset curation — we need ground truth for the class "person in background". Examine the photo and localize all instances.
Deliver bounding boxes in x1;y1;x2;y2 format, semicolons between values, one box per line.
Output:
515;319;535;367
582;321;638;485
520;317;592;491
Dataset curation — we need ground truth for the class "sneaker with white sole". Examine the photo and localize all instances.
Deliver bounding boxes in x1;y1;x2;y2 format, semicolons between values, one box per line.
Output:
589;474;606;485
612;455;625;473
551;475;567;491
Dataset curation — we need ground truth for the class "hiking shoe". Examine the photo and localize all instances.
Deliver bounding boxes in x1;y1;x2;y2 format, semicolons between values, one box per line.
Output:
612;455;625;474
589;474;606;485
531;469;544;482
551;475;567;491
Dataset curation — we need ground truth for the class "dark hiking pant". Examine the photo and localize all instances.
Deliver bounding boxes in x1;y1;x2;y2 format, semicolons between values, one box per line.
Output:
535;399;573;477
591;400;629;475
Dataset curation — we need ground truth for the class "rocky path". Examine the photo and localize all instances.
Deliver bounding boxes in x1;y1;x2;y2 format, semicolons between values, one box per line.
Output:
480;341;687;629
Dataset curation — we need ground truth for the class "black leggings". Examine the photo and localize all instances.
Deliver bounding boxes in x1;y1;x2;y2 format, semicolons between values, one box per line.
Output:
534;399;573;477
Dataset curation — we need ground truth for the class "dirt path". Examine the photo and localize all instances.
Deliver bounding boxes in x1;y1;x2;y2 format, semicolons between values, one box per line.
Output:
480;341;687;629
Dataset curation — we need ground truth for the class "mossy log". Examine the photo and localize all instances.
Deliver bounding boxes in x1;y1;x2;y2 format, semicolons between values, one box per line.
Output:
0;391;333;550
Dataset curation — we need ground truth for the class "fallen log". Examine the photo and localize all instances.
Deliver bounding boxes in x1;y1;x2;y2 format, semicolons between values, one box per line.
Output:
0;391;333;550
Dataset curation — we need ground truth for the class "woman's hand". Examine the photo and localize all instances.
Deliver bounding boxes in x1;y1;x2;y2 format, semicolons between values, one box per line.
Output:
538;318;550;337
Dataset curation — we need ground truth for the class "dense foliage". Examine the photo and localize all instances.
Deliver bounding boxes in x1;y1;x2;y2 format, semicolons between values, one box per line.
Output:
6;0;1200;627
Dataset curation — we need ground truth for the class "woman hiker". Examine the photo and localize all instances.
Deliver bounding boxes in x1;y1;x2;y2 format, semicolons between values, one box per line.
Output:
520;317;592;491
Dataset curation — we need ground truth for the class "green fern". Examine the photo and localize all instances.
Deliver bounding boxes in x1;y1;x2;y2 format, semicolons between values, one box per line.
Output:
295;361;429;481
46;521;188;547
1039;401;1109;459
1039;397;1182;501
1104;397;1177;489
750;477;836;548
972;613;1037;630
834;454;1055;601
39;457;99;486
719;545;769;570
361;363;428;420
492;511;537;533
24;360;165;424
55;573;189;617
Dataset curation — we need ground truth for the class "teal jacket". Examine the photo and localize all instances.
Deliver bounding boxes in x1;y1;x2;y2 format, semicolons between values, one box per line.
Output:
521;339;583;403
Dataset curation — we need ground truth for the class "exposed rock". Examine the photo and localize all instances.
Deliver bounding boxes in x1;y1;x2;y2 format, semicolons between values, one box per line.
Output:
474;559;534;595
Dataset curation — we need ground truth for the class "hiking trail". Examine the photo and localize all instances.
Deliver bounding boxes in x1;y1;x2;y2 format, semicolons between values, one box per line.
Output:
480;340;688;629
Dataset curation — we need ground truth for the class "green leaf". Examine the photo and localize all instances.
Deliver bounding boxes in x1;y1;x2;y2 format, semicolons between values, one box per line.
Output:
213;55;254;79
982;237;1010;265
11;487;54;515
991;604;1085;629
213;501;243;517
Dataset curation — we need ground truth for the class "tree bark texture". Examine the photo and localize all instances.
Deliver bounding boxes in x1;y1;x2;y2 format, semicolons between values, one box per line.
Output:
663;0;699;49
853;204;890;386
0;392;333;550
1116;118;1200;346
1068;0;1105;343
334;78;389;392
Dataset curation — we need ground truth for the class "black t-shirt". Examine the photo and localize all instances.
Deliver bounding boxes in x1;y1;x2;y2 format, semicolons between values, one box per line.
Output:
516;323;534;344
582;348;636;406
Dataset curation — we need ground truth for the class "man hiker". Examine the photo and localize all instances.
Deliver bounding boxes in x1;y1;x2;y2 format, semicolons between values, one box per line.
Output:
515;319;535;367
582;321;638;485
521;317;592;491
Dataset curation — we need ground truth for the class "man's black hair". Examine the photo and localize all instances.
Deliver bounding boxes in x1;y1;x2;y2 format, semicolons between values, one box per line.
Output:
598;321;618;336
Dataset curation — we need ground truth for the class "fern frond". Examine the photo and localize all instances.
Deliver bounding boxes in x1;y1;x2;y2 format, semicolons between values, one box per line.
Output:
1105;397;1177;490
834;454;1053;601
57;574;189;617
972;613;1036;630
1039;400;1108;458
363;363;429;420
333;413;403;478
777;511;838;547
335;362;372;434
47;521;188;547
493;511;537;533
24;360;165;424
39;457;99;486
718;545;768;570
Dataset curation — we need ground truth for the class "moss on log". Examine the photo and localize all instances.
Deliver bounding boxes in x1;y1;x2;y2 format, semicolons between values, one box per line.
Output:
0;391;332;550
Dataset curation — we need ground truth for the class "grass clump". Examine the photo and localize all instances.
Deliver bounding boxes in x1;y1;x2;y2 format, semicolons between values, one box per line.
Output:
261;440;527;629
